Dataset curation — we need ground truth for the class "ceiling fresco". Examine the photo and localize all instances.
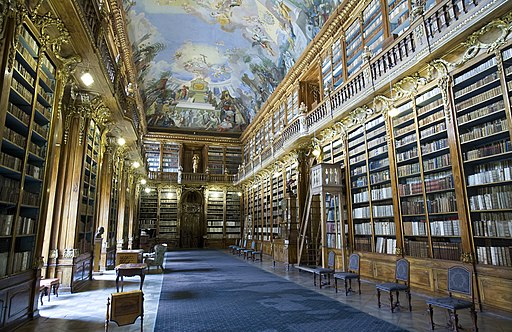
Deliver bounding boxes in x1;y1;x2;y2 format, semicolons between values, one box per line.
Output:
124;0;340;134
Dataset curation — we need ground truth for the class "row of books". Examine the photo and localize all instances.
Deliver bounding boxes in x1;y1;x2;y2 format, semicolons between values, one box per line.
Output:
469;185;512;210
397;146;418;163
371;186;392;200
0;175;20;202
421;138;448;155
368;145;388;158
19;28;39;55
424;173;454;192
393;108;414;126
17;217;36;235
4;127;27;148
473;214;512;237
395;122;416;137
420;122;447;141
370;169;390;184
467;161;512;186
424;153;451;172
432;241;461;261
426;193;457;213
375;237;397;254
368;135;386;149
396;133;417;148
476;246;511;266
454;71;499;98
418;110;444;127
456;86;501;112
354;237;372;252
12;251;33;273
369;158;389;170
403;220;427;236
0;152;23;172
430;219;461;236
460;118;508;143
401;197;425;215
398;162;420;177
463;140;511;161
373;205;394;217
375;221;396;235
398;176;423;196
405;240;429;257
457;99;504;125
454;57;496;85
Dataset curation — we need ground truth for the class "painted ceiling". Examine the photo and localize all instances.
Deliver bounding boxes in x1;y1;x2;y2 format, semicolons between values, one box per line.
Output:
124;0;340;134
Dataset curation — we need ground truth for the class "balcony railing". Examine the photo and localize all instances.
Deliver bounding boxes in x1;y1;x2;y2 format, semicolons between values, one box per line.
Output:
148;171;235;183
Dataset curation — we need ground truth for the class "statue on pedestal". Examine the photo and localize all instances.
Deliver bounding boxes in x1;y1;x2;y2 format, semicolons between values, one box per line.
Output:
192;154;200;173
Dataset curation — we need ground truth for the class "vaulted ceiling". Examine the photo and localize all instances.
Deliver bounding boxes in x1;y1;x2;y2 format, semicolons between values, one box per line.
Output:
123;0;340;136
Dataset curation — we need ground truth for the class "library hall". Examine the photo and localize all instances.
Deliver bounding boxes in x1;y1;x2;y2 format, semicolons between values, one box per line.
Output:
1;0;512;331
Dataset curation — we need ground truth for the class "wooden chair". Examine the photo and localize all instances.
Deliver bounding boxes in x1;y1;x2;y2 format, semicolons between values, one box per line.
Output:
242;241;256;259
235;239;248;256
313;251;336;288
250;242;263;262
334;253;361;295
105;290;144;331
228;239;241;254
427;266;478;331
376;258;411;313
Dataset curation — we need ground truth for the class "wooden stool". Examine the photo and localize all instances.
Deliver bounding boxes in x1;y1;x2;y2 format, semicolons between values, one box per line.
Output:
40;278;59;305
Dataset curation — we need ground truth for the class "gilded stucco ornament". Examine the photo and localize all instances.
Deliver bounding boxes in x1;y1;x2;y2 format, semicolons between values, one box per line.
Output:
90;96;113;130
461;252;474;264
63;90;89;145
426;60;453;123
457;14;512;64
48;248;59;259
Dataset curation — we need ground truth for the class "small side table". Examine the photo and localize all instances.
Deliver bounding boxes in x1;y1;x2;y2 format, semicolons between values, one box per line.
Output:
115;263;147;292
40;278;60;305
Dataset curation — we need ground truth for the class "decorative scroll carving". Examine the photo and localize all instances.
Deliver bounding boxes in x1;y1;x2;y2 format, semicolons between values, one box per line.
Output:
426;60;452;123
395;247;403;256
90;96;113;130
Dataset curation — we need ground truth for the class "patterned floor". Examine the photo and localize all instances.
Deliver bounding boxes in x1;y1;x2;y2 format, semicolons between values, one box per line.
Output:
155;250;406;332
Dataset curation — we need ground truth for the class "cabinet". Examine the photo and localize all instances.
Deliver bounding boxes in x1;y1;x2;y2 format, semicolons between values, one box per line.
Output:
161;143;179;173
207;146;224;174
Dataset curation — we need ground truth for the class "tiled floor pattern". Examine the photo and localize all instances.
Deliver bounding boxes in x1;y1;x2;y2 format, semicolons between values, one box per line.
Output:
16;250;512;331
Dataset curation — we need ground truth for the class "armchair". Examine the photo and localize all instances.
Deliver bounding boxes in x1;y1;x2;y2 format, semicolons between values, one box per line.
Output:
144;244;166;271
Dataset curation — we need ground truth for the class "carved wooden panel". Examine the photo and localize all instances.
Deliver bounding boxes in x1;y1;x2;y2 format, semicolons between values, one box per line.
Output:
6;282;31;324
478;276;512;310
410;266;433;290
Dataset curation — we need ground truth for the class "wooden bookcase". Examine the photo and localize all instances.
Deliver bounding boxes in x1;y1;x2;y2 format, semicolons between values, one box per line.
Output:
0;20;57;327
106;153;120;269
348;114;396;254
158;187;178;241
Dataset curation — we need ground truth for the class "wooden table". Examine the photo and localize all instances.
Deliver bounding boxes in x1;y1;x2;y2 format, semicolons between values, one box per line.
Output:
115;263;147;292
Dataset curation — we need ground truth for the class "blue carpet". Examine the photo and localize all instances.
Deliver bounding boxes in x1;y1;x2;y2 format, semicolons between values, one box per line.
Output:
155;250;407;332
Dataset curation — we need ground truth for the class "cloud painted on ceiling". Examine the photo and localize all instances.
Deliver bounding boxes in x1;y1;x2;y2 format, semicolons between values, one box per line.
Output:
124;0;339;133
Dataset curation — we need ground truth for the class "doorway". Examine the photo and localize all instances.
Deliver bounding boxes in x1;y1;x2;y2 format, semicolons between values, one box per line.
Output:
180;190;204;248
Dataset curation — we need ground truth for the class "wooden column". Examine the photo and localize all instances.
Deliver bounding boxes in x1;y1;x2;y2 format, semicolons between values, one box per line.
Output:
54;98;88;290
116;156;127;250
95;138;114;270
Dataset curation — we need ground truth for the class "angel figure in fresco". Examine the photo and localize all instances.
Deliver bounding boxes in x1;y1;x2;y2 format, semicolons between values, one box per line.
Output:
250;28;275;56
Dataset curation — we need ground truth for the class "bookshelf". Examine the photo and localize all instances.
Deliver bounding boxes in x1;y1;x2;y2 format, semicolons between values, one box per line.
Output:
454;50;512;267
158;187;178;240
161;143;179;173
77;120;101;267
322;50;333;94
106;154;120;269
144;141;160;172
387;0;410;37
0;23;55;278
392;86;462;260
207;146;224;174
272;171;284;239
362;0;384;56
225;146;242;175
206;189;224;239
138;186;158;249
225;191;241;239
263;177;271;241
345;19;363;77
348;114;396;254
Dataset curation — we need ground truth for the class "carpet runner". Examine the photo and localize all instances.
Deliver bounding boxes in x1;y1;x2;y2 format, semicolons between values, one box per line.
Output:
155;250;407;332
